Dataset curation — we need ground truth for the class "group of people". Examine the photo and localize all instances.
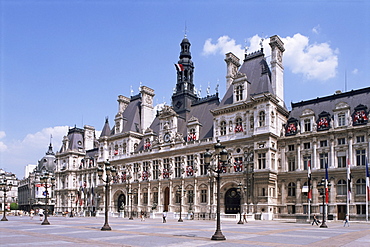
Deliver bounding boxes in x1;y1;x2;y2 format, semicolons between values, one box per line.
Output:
312;214;350;227
29;208;44;221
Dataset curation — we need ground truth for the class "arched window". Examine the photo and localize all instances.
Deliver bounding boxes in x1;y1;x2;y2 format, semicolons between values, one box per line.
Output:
235;85;243;101
288;182;296;196
220;121;226;135
259;111;265;127
356;178;366;195
337;179;347;195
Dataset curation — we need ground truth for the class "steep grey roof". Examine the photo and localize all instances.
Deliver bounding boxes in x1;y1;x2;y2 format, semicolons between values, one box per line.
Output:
37;143;56;172
239;50;273;96
100;118;111;137
289;87;370;119
121;95;142;133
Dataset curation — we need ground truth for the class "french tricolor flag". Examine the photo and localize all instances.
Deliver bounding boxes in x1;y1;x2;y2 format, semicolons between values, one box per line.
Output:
175;63;184;71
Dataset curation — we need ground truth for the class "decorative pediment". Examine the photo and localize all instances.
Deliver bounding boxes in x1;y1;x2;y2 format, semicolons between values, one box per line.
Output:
285;117;298;136
158;105;177;119
317;111;331;131
334;102;350;111
301;109;314;117
352;104;368;126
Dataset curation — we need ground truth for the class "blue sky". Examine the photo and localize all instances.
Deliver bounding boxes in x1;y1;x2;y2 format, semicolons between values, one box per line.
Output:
1;0;369;178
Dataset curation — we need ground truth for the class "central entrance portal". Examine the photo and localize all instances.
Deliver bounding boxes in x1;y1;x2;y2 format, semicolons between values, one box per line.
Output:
225;188;241;214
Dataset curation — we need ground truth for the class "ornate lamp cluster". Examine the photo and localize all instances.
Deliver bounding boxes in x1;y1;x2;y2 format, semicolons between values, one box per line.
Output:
204;140;228;241
0;175;13;221
97;159;117;231
39;171;56;225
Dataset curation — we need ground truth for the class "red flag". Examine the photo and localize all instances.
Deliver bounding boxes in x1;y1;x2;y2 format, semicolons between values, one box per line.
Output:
175;64;184;71
308;160;312;200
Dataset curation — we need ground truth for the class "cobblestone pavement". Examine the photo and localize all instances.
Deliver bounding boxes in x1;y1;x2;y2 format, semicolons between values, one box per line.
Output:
0;216;369;246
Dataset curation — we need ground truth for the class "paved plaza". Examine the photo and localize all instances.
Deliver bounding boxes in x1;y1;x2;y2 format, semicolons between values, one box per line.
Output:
0;215;369;246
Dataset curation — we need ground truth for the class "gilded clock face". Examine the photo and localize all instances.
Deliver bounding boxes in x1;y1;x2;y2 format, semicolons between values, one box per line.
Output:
164;133;171;143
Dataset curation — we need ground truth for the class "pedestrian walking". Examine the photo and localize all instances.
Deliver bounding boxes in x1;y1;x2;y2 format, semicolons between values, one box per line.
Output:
312;214;319;226
30;209;34;220
343;214;350;227
38;208;44;221
162;211;167;223
141;210;145;221
243;212;248;223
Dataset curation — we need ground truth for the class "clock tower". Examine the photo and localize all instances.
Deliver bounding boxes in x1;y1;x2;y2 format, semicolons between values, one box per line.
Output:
172;36;198;118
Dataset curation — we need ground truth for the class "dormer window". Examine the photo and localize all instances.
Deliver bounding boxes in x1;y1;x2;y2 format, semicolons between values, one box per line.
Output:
338;113;346;126
187;128;196;141
235;85;243;101
144;138;151;150
304;119;311;132
235;117;243;133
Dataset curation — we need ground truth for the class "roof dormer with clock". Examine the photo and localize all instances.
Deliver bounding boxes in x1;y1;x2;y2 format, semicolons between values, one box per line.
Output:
158;105;179;144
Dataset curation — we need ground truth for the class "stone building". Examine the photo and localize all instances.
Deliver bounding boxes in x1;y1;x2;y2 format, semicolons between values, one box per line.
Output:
53;34;369;221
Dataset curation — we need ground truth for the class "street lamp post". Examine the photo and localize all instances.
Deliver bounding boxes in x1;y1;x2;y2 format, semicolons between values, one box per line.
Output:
317;178;331;228
237;182;247;224
204;140;227;241
97;159;117;231
128;190;134;220
40;171;56;225
0;178;13;221
177;186;186;222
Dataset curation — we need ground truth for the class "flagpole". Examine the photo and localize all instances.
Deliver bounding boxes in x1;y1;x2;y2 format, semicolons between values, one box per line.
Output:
366;157;369;222
346;157;351;218
308;160;311;222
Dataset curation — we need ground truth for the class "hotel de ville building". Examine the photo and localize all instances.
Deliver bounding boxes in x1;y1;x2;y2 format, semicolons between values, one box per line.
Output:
53;34;370;221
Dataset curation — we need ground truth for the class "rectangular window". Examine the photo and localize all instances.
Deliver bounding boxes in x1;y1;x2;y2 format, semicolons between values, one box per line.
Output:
337;155;346;168
356;135;365;143
304;119;311;132
174;156;182;177
320;140;328;147
356;149;366;166
338;138;346;145
288;144;295;151
153;160;159;180
153;192;158;204
288;157;295;171
319;153;328;169
143;192;148;205
199;153;208;175
356;205;366;215
201;189;207;203
258;153;266;169
338;113;346;126
303;155;311;170
303;142;311;150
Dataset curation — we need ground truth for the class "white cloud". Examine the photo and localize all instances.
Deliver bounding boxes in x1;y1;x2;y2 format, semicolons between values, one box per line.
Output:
203;36;244;61
0;126;69;178
312;25;321;34
0;131;7;152
202;33;339;81
352;68;358;75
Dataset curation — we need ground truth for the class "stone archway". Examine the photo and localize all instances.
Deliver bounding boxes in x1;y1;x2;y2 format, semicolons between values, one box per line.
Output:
225;188;240;214
117;194;126;212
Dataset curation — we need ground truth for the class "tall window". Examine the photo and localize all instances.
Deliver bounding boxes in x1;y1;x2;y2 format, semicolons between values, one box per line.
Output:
356;179;366;195
303;155;311;170
153;160;159;180
143;191;148;205
338;113;346;126
187;190;194;204
356;135;365;143
337;179;347;195
304;119;311;132
133;163;139;181
174;156;182;178
288;157;295;171
337;138;346;145
356;149;366;166
303;142;311;149
153;191;158;204
235;117;243;132
258;153;266;169
319;153;328;169
220;121;226;135
235;85;243;101
288;182;296;196
288;144;295;151
259;111;265;127
320;140;328;147
250;116;254;129
186;155;194;177
200;189;207;203
199;153;208;175
163;158;170;179
337;155;346;168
